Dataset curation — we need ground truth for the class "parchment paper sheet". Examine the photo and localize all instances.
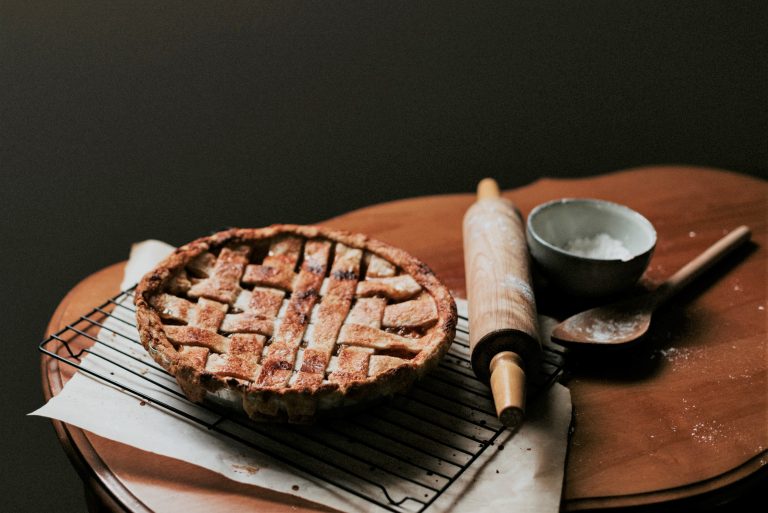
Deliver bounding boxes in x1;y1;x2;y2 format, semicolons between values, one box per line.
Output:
32;240;572;513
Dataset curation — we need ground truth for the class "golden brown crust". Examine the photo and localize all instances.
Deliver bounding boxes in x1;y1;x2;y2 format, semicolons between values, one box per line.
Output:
134;224;457;423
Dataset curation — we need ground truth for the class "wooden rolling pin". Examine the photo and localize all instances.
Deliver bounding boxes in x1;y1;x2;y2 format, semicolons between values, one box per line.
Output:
463;178;541;429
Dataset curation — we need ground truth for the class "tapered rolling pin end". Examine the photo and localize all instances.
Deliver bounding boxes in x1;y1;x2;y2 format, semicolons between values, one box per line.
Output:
477;177;501;199
489;351;527;429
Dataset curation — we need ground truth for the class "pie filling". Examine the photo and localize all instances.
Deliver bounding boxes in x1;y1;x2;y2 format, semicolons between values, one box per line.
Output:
135;226;456;422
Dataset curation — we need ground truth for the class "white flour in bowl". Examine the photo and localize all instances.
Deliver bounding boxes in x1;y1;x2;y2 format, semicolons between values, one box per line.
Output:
563;233;632;260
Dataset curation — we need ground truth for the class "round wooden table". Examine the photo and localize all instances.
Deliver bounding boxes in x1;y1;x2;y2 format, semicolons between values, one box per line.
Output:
42;166;767;512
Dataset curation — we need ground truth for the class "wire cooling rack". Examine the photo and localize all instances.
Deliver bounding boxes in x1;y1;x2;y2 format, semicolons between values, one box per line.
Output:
40;287;566;512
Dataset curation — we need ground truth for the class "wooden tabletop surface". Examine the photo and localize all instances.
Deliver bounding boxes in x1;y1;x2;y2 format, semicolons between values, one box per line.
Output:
42;166;767;512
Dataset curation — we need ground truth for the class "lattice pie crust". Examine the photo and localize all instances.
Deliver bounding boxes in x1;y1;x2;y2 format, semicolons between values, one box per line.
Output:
135;225;456;422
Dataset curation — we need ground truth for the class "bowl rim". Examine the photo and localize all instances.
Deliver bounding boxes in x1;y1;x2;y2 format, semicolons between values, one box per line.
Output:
526;197;657;262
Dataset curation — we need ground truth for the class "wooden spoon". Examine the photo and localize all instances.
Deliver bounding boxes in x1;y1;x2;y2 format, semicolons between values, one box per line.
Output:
551;225;751;347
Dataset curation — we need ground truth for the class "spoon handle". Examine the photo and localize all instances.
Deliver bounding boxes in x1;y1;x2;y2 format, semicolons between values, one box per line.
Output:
654;225;751;306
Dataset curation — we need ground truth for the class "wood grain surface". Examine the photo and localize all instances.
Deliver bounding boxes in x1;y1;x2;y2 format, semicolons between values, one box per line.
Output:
42;166;767;511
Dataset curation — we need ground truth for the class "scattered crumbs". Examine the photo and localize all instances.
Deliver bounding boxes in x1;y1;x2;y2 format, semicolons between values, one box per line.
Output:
139;400;146;406
495;469;500;474
733;284;742;292
654;346;705;371
691;420;727;445
526;447;531;451
759;305;765;311
680;397;698;414
231;463;260;475
498;444;505;451
291;484;300;491
659;347;679;360
689;231;697;238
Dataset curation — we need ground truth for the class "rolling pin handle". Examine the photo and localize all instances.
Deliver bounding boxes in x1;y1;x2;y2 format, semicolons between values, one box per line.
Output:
477;177;501;199
489;351;526;429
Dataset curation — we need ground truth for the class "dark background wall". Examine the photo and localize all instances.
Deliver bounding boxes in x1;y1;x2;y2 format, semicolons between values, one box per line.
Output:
2;1;766;511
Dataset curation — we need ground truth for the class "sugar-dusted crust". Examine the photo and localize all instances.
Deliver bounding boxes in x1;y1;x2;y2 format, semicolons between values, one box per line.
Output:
134;225;457;423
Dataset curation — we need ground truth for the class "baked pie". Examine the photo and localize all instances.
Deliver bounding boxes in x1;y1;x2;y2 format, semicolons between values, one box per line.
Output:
135;225;456;422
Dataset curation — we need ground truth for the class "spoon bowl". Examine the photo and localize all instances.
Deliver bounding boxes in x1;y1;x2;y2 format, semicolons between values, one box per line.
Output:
551;226;751;347
552;296;654;346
